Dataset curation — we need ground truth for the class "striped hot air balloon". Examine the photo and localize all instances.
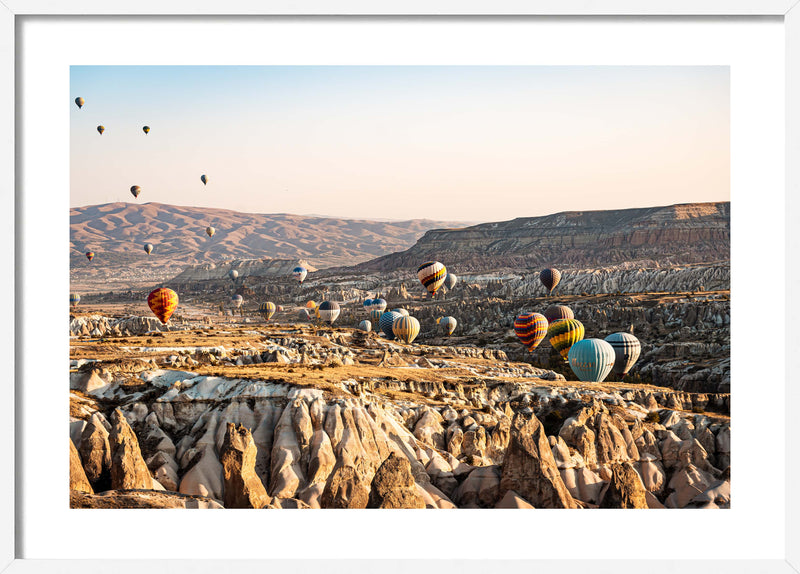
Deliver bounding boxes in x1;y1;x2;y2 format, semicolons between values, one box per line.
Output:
317;301;340;325
259;302;276;321
370;309;383;326
379;311;403;340
292;266;308;284
514;312;548;351
363;298;373;312
605;332;642;377
85;251;94;261
392;316;420;344
544;304;574;325
147;288;178;324
392;308;409;317
70;293;80;308
540;268;562;295
372;298;387;313
417;261;447;297
439;316;457;336
547;318;585;361
359;320;372;333
568;339;616;382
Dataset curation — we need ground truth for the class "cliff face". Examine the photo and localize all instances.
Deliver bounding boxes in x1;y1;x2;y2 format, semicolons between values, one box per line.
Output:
356;202;730;272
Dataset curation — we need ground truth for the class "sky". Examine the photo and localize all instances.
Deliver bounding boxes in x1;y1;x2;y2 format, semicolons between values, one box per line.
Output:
70;66;729;222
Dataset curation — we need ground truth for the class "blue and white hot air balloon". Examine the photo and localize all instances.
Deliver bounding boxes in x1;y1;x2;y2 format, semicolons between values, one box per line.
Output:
292;266;308;284
379;310;403;340
568;338;616;383
359;320;372;333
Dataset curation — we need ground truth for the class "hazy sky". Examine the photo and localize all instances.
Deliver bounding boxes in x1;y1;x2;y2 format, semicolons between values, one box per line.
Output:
71;66;729;222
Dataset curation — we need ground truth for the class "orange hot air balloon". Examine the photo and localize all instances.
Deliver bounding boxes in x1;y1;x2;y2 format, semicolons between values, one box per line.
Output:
85;251;94;261
147;288;179;324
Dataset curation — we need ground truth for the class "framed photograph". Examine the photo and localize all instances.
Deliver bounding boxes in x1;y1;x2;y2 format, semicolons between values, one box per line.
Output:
2;2;797;573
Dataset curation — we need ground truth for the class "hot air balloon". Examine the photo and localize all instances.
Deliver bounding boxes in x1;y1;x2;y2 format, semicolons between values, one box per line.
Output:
96;125;105;135
417;261;447;297
363;298;373;312
206;226;215;237
370;309;383;326
359;320;372;333
74;97;84;109
147;287;178;324
143;243;153;255
306;300;317;310
444;273;458;290
70;293;80;308
544;304;574;325
317;301;341;325
228;269;239;282
201;175;208;185
392;316;420;344
568;339;616;383
540;268;562;295
130;186;141;198
143;126;150;135
439;316;457;336
259;302;276;321
85;251;94;261
547;318;585;361
231;294;243;308
605;332;642;377
298;309;310;322
392;308;409;317
379;311;403;340
292;266;308;284
514;312;548;351
372;298;387;313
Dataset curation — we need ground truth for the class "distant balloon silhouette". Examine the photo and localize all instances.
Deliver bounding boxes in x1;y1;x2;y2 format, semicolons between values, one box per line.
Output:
359;320;372;333
544;304;574;325
206;226;215;237
96;125;105;135
292;266;308;284
143;243;153;255
75;97;84;109
85;251;94;261
540;268;562;295
439;316;457;336
444;273;458;290
201;175;208;185
142;126;150;135
130;186;141;199
231;294;243;308
228;269;239;282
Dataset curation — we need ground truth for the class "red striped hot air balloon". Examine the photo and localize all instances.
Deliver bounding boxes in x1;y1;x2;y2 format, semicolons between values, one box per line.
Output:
417;261;447;297
147;288;179;324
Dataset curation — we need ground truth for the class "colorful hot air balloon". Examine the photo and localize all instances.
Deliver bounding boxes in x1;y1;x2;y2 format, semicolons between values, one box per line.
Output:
317;301;341;325
259;302;276;321
370;309;383;326
206;226;215;237
363;298;373;312
417;261;447;297
568;339;616;383
96;125;105;135
372;298;387;313
540;268;562;295
228;269;239;282
75;97;84;109
143;126;150;135
359;320;372;333
292;266;308;284
605;332;642;377
444;273;458;290
392;316;420;344
70;293;81;308
548;318;585;361
514;312;548;351
439;316;457;336
147;288;178;324
130;186;141;198
201;175;208;185
143;243;153;255
391;308;409;317
85;251;94;261
544;304;575;325
306;300;317;309
379;311;403;340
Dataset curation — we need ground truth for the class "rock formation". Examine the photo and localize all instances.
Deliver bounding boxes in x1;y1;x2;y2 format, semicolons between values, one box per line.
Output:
219;423;272;509
368;453;425;509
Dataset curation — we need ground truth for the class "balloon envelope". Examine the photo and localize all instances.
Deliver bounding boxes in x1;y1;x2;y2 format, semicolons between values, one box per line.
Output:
292;266;308;284
544;305;574;325
75;97;84;109
605;332;642;376
444;273;458;290
369;309;383;325
259;302;276;320
306;300;317;309
439;316;457;336
96;125;104;135
206;226;215;237
228;270;238;281
85;252;94;261
514;313;548;351
70;293;80;308
547;318;585;360
148;288;178;324
143;126;150;134
130;186;141;198
568;339;616;382
417;261;447;296
392;316;420;344
372;298;387;313
359;320;372;332
231;294;243;308
540;268;562;294
143;243;153;255
201;175;208;185
362;298;373;310
317;301;341;325
391;308;409;317
379;311;403;340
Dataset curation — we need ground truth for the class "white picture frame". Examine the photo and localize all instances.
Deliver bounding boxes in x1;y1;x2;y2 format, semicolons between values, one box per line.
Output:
1;2;796;573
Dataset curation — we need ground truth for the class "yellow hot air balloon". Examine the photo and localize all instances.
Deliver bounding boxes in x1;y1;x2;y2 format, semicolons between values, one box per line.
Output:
306;300;317;309
206;226;215;237
96;125;105;135
392;316;420;344
75;97;85;109
547;319;585;361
